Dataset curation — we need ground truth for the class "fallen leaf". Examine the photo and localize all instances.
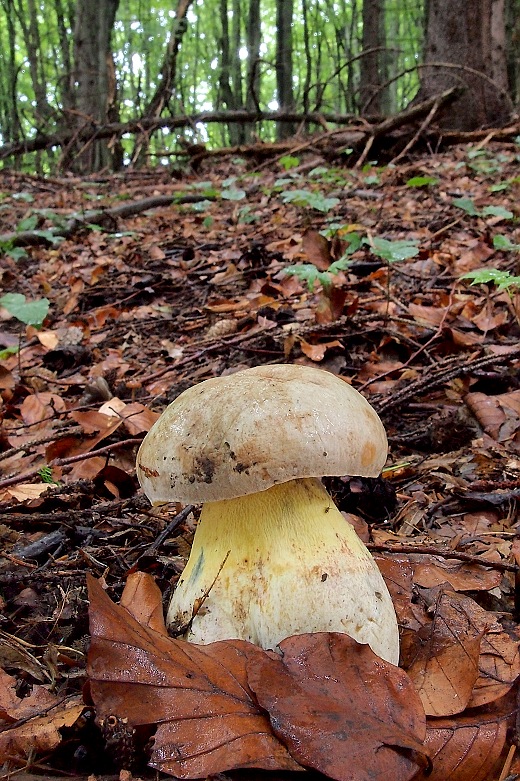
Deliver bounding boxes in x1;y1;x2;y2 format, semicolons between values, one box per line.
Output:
87;575;300;778
248;633;430;781
425;694;514;781
0;669;84;760
300;339;343;362
302;229;333;270
405;589;482;716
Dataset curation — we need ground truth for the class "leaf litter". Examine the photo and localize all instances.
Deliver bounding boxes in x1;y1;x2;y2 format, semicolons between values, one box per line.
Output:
0;142;520;780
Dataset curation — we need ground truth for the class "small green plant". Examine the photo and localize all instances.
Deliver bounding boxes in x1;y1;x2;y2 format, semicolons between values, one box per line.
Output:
453;197;513;220
0;293;50;374
460;268;520;294
0;293;50;327
493;234;520;251
38;465;60;485
280;189;340;213
406;176;438;188
279;155;300;170
284;233;419;292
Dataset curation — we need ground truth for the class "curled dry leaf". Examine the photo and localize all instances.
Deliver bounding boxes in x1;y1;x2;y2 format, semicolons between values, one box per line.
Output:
87;575;301;778
404;588;520;715
0;669;84;761
247;633;430;781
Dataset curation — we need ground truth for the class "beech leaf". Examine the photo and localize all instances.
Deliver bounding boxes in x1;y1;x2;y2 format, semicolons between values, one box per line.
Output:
248;632;430;781
87;575;301;778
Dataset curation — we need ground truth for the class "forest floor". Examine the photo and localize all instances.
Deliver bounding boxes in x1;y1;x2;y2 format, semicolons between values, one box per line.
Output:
0;139;520;781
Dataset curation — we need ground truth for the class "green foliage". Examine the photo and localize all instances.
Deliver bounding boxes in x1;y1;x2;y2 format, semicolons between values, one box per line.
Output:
37;465;60;485
453;198;513;220
406;176;438;188
0;345;19;360
284;232;420;291
279;155;300;170
369;236;419;262
221;188;246;201
493;234;520;251
460;268;520;292
0;293;50;328
280;189;340;213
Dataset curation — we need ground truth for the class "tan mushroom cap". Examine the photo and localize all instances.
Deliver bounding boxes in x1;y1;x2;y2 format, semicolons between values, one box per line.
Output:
137;363;388;504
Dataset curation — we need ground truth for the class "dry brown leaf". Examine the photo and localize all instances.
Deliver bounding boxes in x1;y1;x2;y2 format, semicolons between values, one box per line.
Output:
0;483;51;502
0;669;84;760
466;390;520;444
20;392;66;424
412;557;501;593
300;339;343;362
120;571;168;635
302;229;333;270
248;633;430;781
87;575;300;778
405;590;482;716
425;695;514;781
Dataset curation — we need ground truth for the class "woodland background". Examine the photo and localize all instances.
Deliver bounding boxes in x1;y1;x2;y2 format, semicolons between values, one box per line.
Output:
0;0;519;173
1;1;520;780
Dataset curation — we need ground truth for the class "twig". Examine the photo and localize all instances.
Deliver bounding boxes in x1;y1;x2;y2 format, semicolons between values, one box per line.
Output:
368;543;517;572
0;438;142;491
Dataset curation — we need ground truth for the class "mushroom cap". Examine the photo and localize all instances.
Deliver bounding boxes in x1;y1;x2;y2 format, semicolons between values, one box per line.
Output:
137;363;388;504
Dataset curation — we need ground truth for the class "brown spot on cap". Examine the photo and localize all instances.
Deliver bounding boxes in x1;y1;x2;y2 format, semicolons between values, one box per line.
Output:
361;441;376;468
138;463;159;478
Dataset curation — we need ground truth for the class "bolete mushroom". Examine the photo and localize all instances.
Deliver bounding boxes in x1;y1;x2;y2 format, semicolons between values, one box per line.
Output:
136;364;399;664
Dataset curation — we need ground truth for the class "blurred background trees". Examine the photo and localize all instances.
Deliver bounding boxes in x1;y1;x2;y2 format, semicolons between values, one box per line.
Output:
0;0;517;173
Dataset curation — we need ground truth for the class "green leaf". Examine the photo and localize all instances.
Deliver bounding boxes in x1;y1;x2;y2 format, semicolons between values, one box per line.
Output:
0;345;19;360
284;264;332;291
493;234;520;251
5;247;28;262
280;189;339;213
406;176;438;188
221;188;246;201
481;205;513;219
369;237;419;263
279;155;300;170
0;293;50;327
460;268;520;291
17;214;39;232
453;197;479;216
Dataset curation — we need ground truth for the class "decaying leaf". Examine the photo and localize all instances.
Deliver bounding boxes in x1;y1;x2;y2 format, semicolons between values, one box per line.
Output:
0;669;84;760
87;575;301;778
425;694;514;781
248;632;430;781
88;574;432;781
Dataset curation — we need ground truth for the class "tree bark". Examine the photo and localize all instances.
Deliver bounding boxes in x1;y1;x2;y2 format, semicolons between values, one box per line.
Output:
276;0;295;138
416;0;510;130
68;0;120;172
359;0;386;114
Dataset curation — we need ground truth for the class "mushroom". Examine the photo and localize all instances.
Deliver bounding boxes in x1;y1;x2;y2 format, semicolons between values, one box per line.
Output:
136;364;399;664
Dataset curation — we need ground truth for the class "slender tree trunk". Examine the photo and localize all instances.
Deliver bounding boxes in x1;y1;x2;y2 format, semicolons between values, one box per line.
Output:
68;0;119;172
54;0;74;112
505;0;520;103
276;0;295;139
245;0;261;140
359;0;386;114
416;0;510;130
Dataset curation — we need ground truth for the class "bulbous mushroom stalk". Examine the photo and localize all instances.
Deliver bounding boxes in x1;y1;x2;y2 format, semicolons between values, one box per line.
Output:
136;364;399;665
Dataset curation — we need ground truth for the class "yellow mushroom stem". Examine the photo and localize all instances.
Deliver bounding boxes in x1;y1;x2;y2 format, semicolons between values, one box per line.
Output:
167;477;399;664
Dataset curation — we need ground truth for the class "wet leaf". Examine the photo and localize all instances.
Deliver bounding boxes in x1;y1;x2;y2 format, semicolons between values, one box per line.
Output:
87;575;300;778
248;633;430;781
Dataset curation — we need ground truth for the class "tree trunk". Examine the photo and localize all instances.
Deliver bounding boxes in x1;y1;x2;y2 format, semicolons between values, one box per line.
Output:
416;0;510;130
69;0;120;172
245;0;261;140
359;0;386;114
276;0;295;138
